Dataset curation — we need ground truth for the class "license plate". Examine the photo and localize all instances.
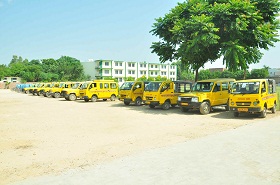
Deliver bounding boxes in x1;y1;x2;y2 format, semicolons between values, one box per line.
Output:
238;108;248;112
181;103;188;106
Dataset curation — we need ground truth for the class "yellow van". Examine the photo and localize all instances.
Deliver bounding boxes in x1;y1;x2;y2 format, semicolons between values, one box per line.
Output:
143;80;192;110
49;82;75;98
80;80;119;102
61;82;83;101
229;79;277;118
178;78;235;114
119;81;149;106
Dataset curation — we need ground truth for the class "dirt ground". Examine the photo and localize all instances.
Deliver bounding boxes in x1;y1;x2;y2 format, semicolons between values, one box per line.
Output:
1;89;279;185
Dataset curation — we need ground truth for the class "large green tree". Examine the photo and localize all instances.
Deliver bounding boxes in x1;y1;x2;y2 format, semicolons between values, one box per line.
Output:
150;0;280;81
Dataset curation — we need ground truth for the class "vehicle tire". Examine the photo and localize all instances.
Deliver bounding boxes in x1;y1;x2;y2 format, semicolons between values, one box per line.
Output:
65;97;69;101
110;95;116;101
103;99;107;101
180;107;189;112
260;106;267;118
234;112;239;117
91;95;97;102
271;104;276;114
199;102;211;115
225;100;229;111
85;99;89;102
54;92;60;98
149;104;155;109
135;97;142;106
162;101;171;110
124;101;130;106
46;92;52;98
69;94;77;101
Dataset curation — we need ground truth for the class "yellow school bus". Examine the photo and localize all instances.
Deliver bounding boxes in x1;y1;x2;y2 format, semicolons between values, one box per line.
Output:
143;80;192;110
119;81;149;106
229;79;277;118
80;80;119;102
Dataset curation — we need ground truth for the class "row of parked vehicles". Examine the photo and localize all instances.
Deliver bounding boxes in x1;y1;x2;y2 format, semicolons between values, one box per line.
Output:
21;78;278;118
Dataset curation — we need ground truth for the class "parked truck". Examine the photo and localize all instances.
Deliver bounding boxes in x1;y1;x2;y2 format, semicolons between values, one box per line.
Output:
143;80;192;110
119;81;149;106
229;79;278;118
178;78;235;114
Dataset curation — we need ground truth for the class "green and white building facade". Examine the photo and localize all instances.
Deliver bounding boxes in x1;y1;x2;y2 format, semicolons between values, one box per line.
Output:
82;60;177;83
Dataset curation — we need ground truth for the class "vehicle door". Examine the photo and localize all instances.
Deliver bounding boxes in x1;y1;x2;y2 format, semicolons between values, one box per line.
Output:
133;82;144;100
211;82;222;106
102;82;110;98
160;82;174;104
88;82;98;98
266;80;275;108
220;82;230;104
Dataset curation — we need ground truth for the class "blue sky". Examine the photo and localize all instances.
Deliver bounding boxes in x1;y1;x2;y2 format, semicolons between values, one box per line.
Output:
0;0;279;70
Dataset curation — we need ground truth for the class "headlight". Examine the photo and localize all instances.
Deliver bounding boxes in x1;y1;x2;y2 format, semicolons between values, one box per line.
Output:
178;97;181;101
153;97;157;100
253;101;259;106
191;97;198;102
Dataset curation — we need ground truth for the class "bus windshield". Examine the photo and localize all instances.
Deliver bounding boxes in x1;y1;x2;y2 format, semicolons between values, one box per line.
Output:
231;81;260;94
144;82;162;92
120;82;134;90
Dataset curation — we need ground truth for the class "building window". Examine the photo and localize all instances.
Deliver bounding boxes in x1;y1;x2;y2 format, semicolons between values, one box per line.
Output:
151;64;153;68
105;62;109;66
155;65;158;68
115;70;118;74
119;78;123;82
155;72;158;75
128;70;135;75
104;70;110;74
114;62;118;66
151;72;154;75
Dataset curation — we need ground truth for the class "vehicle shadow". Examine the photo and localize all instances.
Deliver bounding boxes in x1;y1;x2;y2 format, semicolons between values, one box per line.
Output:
110;102;182;115
211;109;265;120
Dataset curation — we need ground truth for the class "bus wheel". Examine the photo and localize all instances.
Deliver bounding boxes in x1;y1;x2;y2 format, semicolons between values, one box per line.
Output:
69;94;77;101
91;95;97;102
124;101;130;106
271;104;276;113
135;97;142;106
162;101;170;110
200;102;210;115
110;95;116;101
234;112;239;117
54;92;60;98
260;107;267;118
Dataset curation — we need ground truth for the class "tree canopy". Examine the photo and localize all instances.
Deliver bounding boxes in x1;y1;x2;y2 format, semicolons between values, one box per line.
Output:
1;55;87;82
150;0;280;81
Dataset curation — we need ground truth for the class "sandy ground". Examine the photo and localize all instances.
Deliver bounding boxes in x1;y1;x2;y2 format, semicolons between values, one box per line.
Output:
1;89;279;185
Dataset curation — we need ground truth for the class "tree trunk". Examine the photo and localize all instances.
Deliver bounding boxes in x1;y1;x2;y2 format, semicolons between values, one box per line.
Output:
243;69;246;79
195;69;199;82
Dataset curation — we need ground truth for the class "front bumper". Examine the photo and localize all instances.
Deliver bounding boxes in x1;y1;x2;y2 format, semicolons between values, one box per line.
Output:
230;107;262;113
177;101;201;109
145;101;160;106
